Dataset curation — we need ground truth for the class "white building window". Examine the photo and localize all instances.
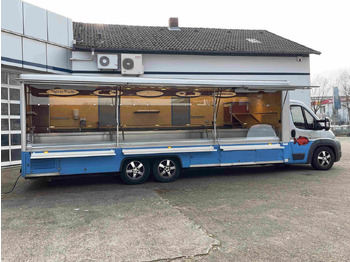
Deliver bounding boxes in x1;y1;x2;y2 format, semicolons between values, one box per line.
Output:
1;71;22;166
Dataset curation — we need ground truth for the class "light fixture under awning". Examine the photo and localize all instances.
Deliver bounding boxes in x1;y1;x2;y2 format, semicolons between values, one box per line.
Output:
20;74;316;91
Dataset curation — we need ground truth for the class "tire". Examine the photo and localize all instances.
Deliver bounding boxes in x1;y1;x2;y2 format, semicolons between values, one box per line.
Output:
153;158;180;183
121;159;150;185
311;146;335;170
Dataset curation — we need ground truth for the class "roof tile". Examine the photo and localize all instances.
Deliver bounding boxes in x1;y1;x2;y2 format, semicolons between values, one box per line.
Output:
73;22;321;55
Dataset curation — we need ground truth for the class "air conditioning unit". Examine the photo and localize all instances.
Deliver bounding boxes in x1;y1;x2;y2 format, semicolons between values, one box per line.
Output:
121;54;144;75
97;54;119;70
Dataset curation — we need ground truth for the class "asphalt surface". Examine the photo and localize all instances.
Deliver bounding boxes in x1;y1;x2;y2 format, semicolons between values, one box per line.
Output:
2;137;350;262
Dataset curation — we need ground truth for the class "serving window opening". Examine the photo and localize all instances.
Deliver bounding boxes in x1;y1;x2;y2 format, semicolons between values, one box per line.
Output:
119;86;214;144
216;90;282;142
25;84;282;148
25;84;118;146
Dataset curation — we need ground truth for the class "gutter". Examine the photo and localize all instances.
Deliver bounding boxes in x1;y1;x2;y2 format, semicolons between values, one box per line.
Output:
72;47;317;57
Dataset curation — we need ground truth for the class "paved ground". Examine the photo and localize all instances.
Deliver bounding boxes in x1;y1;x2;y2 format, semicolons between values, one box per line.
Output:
2;137;350;262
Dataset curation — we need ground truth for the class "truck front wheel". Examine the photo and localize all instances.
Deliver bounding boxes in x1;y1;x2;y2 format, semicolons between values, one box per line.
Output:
311;146;335;170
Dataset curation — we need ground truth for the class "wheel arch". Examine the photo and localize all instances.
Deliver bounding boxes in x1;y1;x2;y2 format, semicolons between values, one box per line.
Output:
307;139;339;164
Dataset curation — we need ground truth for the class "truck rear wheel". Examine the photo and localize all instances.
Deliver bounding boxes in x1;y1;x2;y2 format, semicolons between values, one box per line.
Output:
121;159;150;185
311;146;335;170
153;158;180;183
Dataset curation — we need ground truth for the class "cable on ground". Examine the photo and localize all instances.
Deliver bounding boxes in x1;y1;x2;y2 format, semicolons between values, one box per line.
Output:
2;171;22;195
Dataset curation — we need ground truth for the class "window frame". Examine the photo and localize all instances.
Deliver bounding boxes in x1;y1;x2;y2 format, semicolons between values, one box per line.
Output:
290;105;306;129
290;105;319;131
1;72;22;166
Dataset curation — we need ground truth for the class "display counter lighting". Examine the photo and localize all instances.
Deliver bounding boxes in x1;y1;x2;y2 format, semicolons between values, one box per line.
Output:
176;91;201;98
215;91;236;98
136;90;164;97
93;89;121;97
39;88;80;96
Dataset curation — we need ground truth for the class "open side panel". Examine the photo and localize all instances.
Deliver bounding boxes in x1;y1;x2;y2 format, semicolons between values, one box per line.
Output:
23;82;285;150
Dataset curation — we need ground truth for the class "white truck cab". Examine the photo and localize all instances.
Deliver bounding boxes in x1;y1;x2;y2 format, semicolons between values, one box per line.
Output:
289;100;341;170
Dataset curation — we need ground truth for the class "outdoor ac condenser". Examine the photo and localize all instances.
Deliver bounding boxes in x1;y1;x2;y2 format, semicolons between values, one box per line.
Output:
121;54;144;75
97;54;119;70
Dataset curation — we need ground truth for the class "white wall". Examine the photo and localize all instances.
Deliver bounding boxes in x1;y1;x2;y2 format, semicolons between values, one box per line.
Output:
1;0;23;34
23;2;47;40
72;52;312;105
1;0;73;74
73;53;310;74
143;54;310;73
1;32;22;66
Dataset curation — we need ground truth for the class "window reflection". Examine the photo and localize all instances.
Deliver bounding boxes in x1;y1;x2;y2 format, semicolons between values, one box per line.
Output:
26;85;117;133
217;91;282;141
25;84;282;146
119;87;214;143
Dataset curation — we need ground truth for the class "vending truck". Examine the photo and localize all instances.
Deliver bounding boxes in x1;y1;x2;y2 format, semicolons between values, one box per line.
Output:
20;75;341;184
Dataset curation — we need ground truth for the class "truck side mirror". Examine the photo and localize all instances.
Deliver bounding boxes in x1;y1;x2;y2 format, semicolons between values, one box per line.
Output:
324;117;330;131
291;129;296;138
316;118;331;131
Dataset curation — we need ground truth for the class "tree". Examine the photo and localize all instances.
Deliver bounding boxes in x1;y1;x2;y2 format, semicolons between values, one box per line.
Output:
310;75;331;114
337;70;350;123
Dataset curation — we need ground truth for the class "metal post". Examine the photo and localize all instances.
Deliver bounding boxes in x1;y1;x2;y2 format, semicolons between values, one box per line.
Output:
116;86;119;147
281;91;290;143
20;83;27;151
213;89;217;143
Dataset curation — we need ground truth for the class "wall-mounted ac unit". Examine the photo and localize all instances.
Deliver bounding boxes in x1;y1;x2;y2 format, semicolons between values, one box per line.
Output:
121;54;143;75
97;54;119;70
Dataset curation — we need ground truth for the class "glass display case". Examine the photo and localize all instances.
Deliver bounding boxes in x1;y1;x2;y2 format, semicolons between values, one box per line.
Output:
25;83;282;148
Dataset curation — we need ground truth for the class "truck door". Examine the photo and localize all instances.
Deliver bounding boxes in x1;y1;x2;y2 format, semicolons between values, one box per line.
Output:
290;105;321;162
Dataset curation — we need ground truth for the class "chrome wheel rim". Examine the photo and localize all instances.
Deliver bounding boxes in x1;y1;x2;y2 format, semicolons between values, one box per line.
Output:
158;160;176;178
126;161;145;180
317;151;331;167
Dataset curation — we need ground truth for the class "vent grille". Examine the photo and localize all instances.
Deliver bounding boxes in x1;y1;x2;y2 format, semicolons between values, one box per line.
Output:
31;159;56;170
99;56;110;66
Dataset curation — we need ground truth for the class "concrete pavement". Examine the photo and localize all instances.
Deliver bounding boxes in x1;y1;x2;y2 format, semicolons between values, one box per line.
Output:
2;137;350;261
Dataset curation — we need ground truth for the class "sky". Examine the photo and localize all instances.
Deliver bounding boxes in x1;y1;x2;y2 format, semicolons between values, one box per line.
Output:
24;0;350;77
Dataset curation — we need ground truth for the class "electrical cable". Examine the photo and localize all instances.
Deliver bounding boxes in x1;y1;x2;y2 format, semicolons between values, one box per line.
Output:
1;172;22;195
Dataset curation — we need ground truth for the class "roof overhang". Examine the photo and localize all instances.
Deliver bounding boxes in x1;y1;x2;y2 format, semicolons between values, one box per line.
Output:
20;74;314;91
73;47;319;56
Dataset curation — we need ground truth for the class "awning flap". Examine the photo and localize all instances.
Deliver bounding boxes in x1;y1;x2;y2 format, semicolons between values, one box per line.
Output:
20;74;314;90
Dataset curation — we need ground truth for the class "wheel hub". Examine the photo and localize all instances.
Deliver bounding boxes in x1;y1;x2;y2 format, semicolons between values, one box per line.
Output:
158;160;176;177
318;151;330;166
126;161;144;180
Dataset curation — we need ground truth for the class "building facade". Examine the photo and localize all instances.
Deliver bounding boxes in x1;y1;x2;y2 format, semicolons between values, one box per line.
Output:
312;96;350;124
1;0;72;166
1;0;320;166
